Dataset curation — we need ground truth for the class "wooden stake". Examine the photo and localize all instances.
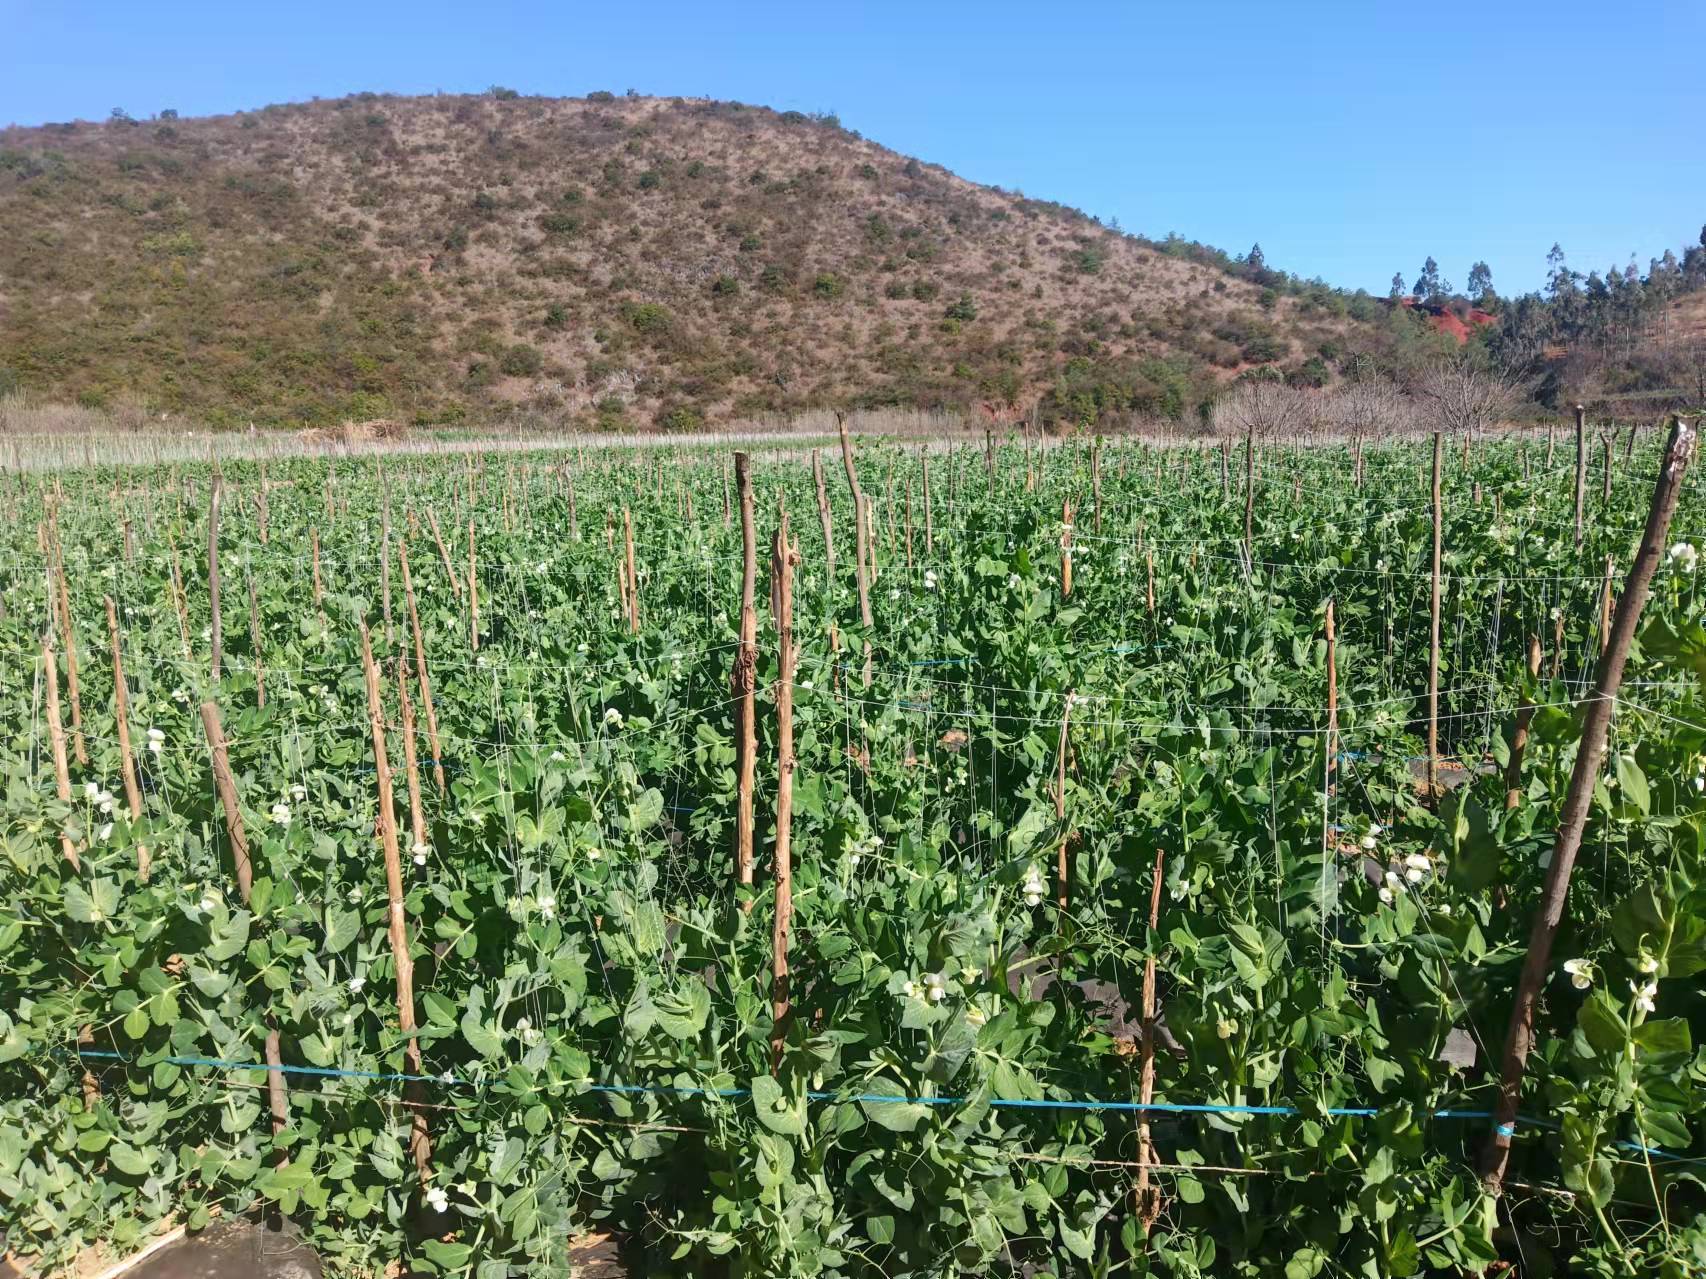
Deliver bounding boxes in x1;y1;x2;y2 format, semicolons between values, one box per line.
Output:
359;625;432;1182
1482;416;1697;1193
622;507;639;633
208;473;224;682
1060;499;1075;597
310;526;324;608
426;509;461;599
42;630;79;868
769;508;800;1071
1134;847;1166;1232
1242;424;1255;563
812;449;835;585
465;516;482;650
256;462;269;544
1092;438;1103;534
46;548;89;766
732;454;758;899
1054;690;1073;912
198;701;252;906
1598;554;1615;655
104;598;147;880
398;543;446;793
1324;599;1338;775
1428;432;1442;795
247;568;265;709
1572;404;1587;549
837;416;874;686
922;454;933;555
1505;634;1541;811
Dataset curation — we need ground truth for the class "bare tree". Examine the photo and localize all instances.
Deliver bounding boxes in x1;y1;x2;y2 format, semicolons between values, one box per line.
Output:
1327;373;1416;440
1210;376;1310;441
1413;360;1520;436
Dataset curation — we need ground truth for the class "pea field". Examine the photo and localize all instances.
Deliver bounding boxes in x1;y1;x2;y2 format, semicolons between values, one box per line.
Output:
2;423;1704;1279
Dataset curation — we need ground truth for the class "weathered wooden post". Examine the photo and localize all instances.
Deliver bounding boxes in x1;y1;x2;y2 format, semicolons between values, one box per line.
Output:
1482;416;1696;1193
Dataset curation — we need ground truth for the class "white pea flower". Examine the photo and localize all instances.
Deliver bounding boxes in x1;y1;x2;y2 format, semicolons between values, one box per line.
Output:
290;783;307;801
1377;886;1394;905
1216;1017;1239;1039
412;841;429;866
1668;543;1698;572
958;967;980;984
97;822;114;842
888;588;900;600
347;885;363;904
549;750;564;762
425;1185;449;1213
604;708;623;729
98;791;115;814
1637;952;1660;975
537;895;556;921
901;979;918;999
270;802;292;827
1008;573;1022;590
966;1005;987;1028
1630;980;1658;1014
923;973;948;1003
171;686;189;704
348;976;366;994
85;782;100;799
146;727;164;754
439;1070;456;1085
924;569;938;590
1563;959;1594;990
586;847;602;862
199;893;219;912
515;1017;541;1046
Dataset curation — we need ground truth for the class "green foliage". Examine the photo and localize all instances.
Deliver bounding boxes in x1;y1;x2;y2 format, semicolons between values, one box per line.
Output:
3;437;1706;1278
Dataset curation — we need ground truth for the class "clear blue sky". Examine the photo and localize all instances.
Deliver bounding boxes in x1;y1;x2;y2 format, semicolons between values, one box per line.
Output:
4;1;1701;296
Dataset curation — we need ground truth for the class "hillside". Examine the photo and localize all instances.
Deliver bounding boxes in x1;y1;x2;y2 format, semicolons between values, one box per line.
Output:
0;92;1397;429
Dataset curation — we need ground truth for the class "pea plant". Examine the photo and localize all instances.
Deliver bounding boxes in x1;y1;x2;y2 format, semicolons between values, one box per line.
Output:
0;432;1701;1277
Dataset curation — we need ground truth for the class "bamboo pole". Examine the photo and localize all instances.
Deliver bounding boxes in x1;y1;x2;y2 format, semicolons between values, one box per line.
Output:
43;630;79;868
1504;635;1541;811
359;624;431;1182
769;508;800;1071
310;526;324;609
104;597;147;880
398;542;445;793
1324;599;1337;776
1134;847;1167;1232
1482;416;1696;1193
732;454;758;899
1427;431;1442;795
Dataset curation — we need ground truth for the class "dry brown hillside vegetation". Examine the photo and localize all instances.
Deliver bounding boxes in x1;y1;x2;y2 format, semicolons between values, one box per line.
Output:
0;91;1417;429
